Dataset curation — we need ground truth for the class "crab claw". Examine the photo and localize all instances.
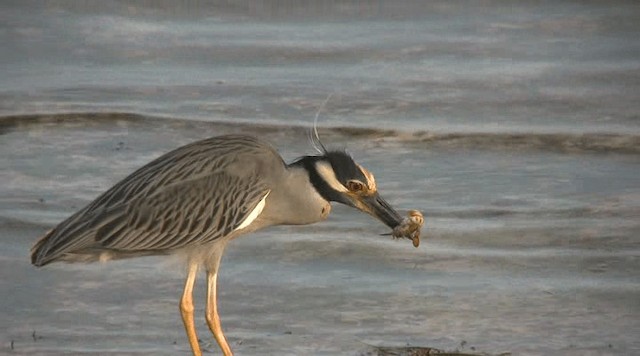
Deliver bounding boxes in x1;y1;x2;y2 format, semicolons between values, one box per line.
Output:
392;210;424;248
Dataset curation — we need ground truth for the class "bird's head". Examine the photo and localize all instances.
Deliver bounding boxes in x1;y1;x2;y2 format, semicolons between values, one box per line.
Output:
294;151;404;229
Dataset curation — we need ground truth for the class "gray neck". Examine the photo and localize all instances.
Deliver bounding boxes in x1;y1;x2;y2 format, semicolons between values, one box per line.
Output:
260;164;331;226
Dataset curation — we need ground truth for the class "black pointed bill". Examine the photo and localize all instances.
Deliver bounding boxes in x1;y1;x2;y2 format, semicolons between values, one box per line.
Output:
347;193;403;229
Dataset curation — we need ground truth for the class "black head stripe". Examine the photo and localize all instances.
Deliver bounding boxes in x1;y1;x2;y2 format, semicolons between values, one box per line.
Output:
289;151;368;204
289;155;346;203
324;151;367;185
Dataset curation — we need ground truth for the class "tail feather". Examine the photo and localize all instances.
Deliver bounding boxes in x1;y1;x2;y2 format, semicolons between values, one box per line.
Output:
30;213;101;266
30;229;54;266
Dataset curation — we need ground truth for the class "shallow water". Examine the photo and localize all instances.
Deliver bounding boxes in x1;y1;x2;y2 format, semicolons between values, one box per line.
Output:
1;1;640;355
1;115;638;355
1;1;639;134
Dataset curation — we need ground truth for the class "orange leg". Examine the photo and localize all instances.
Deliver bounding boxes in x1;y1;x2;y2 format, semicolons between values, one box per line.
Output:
205;270;233;356
180;263;202;356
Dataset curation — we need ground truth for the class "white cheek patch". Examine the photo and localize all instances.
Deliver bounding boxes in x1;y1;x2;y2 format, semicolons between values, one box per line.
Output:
315;161;348;192
235;190;270;231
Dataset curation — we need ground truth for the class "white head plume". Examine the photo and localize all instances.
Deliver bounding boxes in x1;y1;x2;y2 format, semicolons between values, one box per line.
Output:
309;93;333;154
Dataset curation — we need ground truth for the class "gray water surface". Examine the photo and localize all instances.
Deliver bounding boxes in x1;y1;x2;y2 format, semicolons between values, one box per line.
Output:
1;1;639;355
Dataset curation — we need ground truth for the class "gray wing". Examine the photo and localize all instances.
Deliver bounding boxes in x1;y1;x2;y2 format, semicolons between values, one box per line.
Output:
84;134;280;213
95;172;269;250
33;171;268;263
31;135;282;265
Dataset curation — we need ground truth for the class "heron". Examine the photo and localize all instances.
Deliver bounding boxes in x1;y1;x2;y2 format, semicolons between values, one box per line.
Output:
31;134;409;355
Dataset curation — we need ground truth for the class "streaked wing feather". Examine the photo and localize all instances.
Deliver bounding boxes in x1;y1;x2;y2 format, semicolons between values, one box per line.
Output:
31;135;282;265
94;172;268;251
84;135;276;214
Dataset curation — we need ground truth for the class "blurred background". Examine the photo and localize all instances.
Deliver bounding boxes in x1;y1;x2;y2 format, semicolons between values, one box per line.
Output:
1;1;639;355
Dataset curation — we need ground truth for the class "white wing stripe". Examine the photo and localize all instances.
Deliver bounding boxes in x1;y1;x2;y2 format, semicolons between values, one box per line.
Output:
234;190;270;231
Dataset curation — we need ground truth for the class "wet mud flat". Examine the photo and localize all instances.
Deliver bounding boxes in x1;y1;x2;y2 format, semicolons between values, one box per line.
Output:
1;113;639;355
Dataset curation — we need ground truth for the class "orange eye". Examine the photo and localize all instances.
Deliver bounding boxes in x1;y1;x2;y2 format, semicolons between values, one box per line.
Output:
347;180;365;192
